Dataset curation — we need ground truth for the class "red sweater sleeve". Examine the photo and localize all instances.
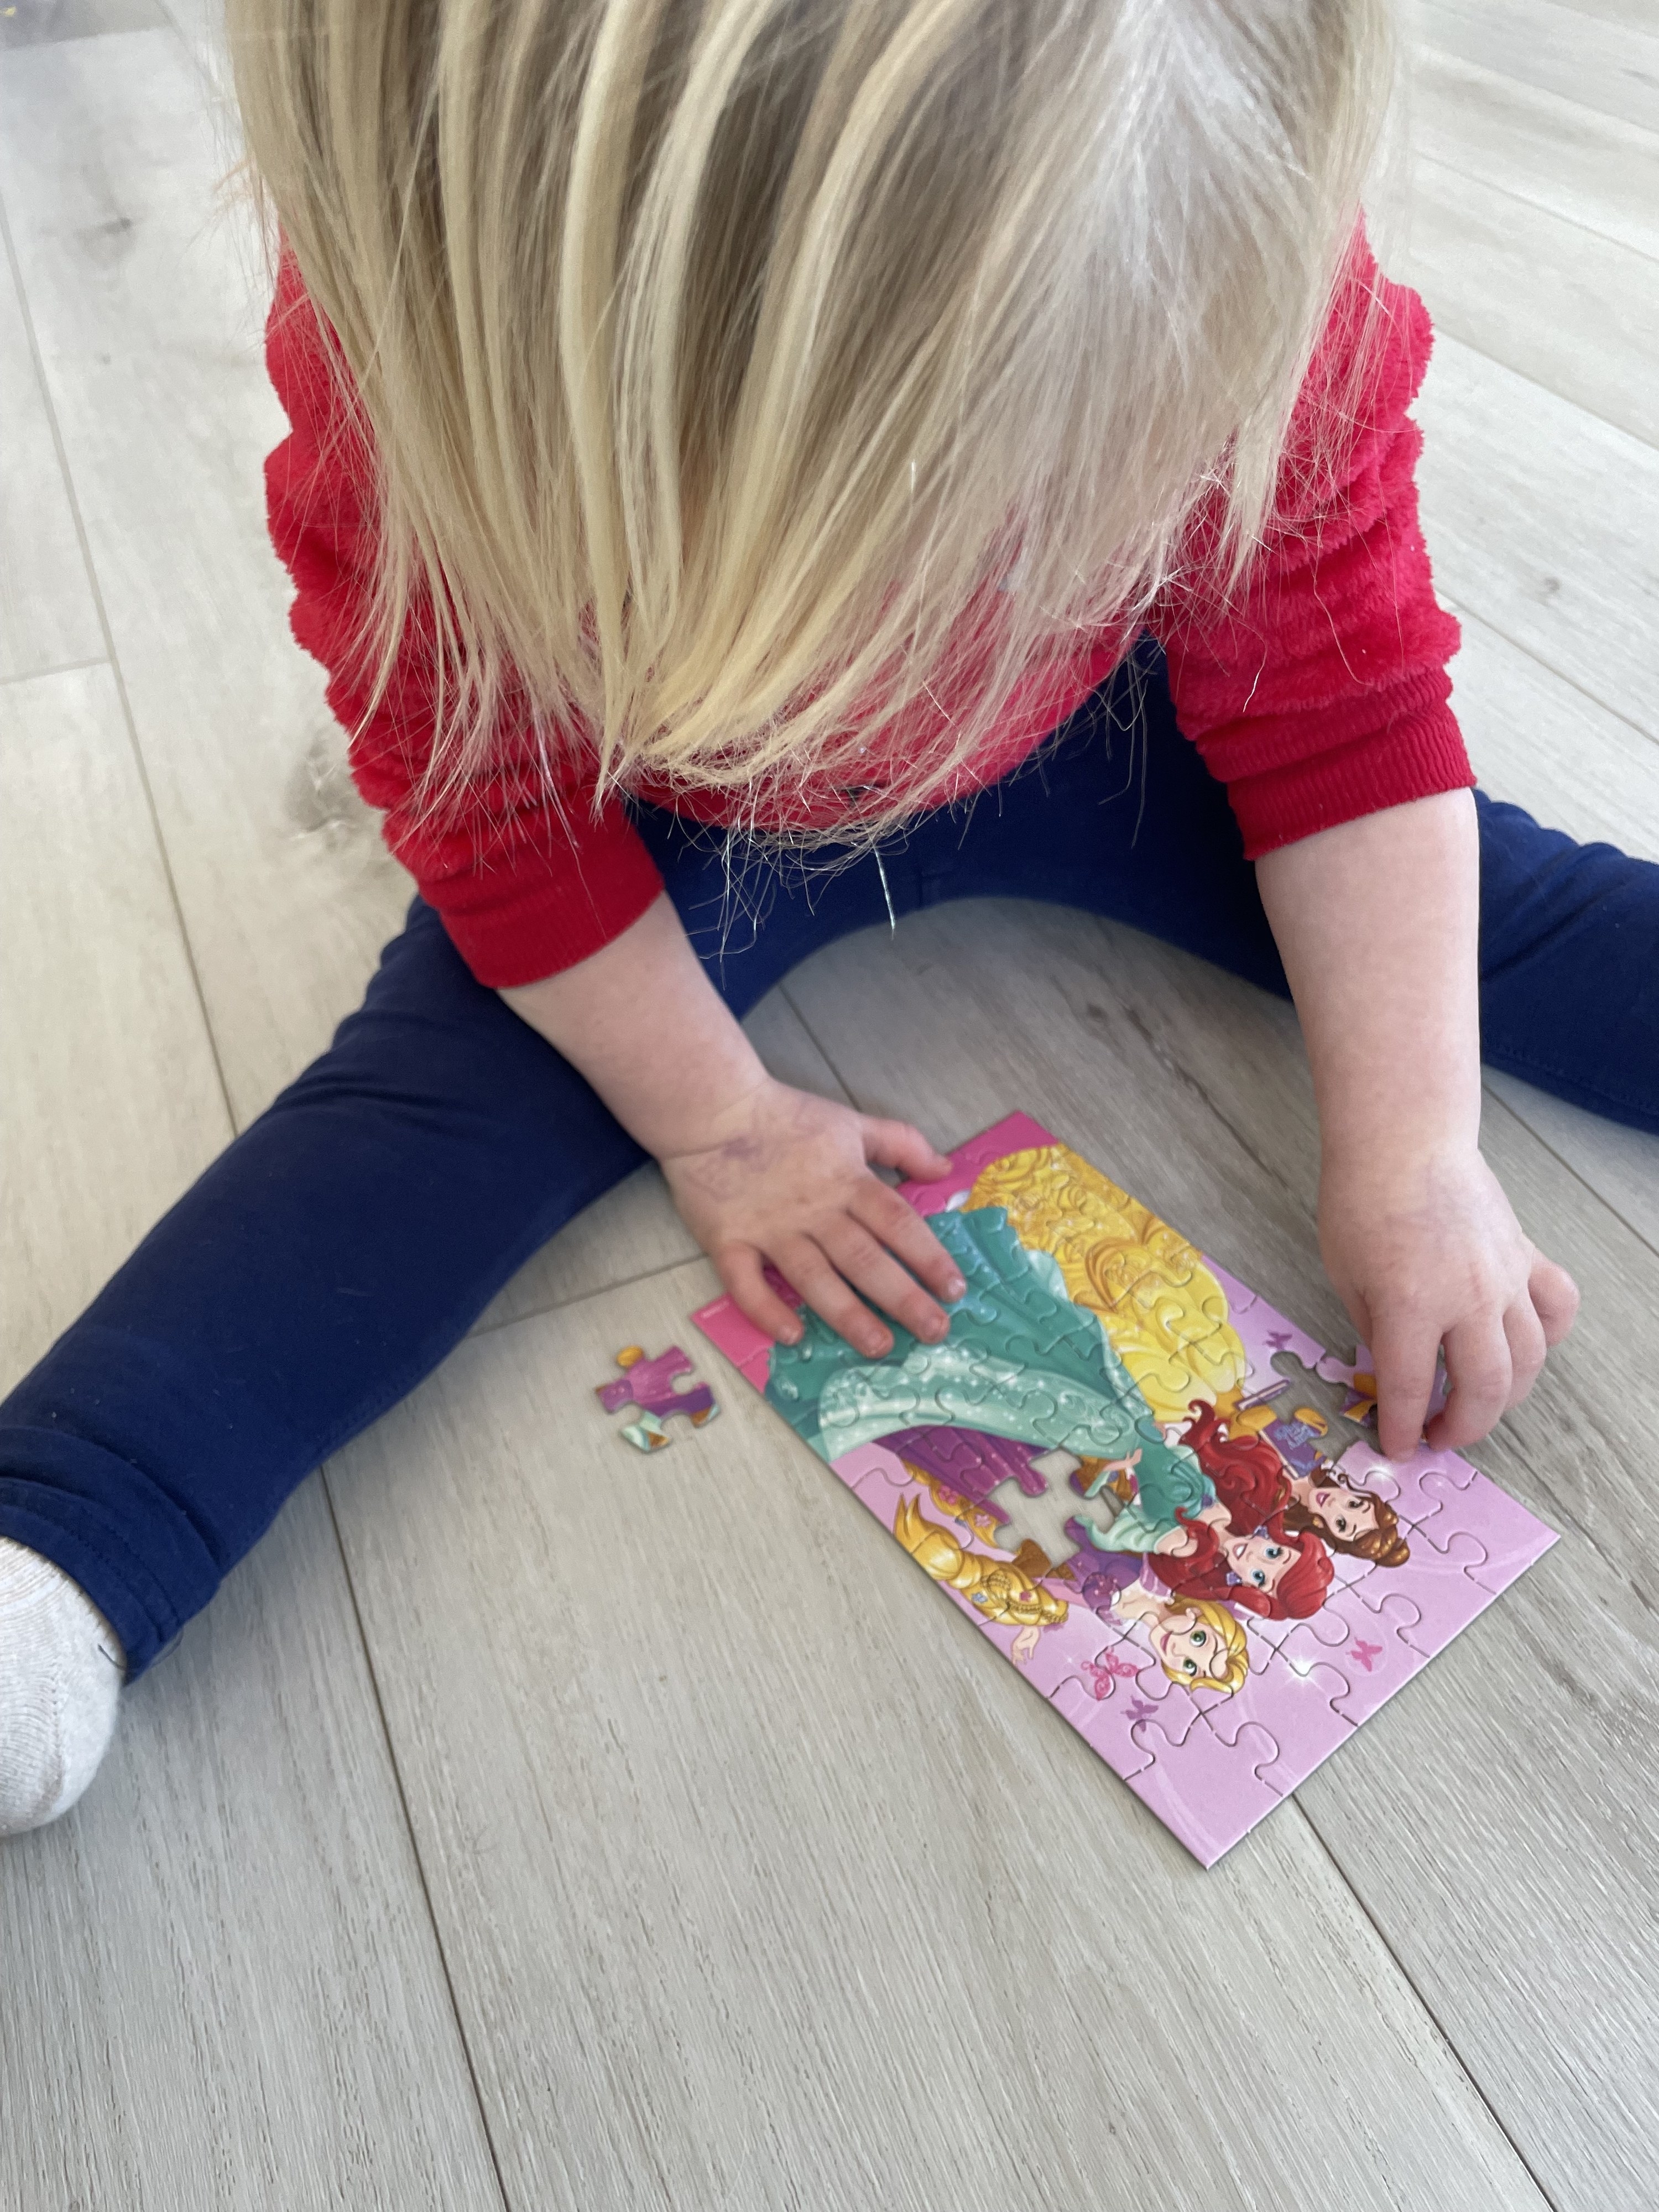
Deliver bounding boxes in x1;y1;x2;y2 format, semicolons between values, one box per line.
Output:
1157;251;1472;858
263;253;663;987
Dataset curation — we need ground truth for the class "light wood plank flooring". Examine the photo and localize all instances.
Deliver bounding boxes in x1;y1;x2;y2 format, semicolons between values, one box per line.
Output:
3;4;1654;2206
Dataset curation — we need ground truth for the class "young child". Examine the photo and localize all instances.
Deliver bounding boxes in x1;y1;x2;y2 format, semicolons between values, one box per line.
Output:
2;0;1653;1835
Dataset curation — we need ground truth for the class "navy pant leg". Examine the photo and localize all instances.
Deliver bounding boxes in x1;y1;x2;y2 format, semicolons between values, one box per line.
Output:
1471;795;1659;1134
0;903;653;1674
2;643;1654;1674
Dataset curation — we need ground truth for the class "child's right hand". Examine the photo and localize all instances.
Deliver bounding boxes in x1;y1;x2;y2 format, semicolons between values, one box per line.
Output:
659;1076;966;1358
503;895;966;1359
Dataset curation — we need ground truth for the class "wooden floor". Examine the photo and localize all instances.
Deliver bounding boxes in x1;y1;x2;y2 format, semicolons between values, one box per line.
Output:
2;4;1656;2206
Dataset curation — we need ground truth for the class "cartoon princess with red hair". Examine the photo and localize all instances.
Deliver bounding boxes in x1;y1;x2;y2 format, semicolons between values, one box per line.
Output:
1181;1400;1410;1568
1070;1399;1335;1620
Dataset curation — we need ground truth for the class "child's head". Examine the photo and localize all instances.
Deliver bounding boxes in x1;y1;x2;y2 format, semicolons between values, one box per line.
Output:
231;1;1394;812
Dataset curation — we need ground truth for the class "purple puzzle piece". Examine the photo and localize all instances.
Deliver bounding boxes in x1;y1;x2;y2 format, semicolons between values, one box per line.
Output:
596;1345;717;1426
1059;1524;1144;1618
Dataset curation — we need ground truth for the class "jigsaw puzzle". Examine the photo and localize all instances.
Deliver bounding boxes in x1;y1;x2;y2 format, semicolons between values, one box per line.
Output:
596;1344;719;1452
693;1112;1556;1865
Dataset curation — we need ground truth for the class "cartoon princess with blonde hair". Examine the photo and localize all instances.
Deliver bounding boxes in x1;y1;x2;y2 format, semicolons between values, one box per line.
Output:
1115;1582;1250;1694
1065;1536;1251;1693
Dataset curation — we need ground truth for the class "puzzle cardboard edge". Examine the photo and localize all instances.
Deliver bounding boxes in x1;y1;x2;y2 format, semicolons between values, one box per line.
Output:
686;1110;1563;1869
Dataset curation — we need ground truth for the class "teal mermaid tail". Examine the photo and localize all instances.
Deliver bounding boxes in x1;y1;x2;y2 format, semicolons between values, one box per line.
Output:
765;1206;1209;1530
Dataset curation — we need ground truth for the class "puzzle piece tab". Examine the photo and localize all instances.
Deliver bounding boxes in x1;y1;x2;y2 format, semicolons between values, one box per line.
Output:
595;1344;718;1452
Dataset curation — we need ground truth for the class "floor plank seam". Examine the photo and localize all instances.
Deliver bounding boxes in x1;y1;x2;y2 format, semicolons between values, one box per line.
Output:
317;1467;517;2212
0;181;241;1145
1481;1080;1659;1263
470;1248;709;1340
1434;320;1659;461
1446;599;1659;756
0;655;109;692
1294;1801;1566;2210
1412;141;1659;271
772;982;874;1113
1415;34;1659;168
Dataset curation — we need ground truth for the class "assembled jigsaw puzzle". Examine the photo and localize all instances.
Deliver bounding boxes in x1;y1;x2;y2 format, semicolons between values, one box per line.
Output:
693;1112;1556;1865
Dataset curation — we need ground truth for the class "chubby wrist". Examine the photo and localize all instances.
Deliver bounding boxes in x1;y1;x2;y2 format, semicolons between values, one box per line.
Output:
501;893;773;1159
604;1032;775;1164
1315;1055;1483;1185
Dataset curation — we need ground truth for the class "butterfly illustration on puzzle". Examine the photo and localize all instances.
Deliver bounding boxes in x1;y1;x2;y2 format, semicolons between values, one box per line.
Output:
1078;1651;1140;1701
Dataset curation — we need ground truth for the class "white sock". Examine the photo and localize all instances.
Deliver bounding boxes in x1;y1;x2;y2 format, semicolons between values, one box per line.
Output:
0;1537;125;1836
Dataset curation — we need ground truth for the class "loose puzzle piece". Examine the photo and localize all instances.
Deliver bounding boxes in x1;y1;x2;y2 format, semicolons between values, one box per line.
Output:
691;1111;1557;1866
594;1344;718;1453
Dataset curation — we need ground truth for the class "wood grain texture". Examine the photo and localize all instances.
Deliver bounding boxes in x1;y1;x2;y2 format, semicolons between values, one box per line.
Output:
1483;1072;1659;1259
0;675;505;2209
1399;155;1659;447
475;990;852;1335
1410;45;1659;262
784;899;1659;2206
1412;333;1659;742
327;1256;1547;2212
0;0;165;50
1448;606;1659;863
0;662;224;1371
1417;0;1659;135
1;1475;507;2212
1297;1082;1659;2212
0;220;104;683
0;29;414;1127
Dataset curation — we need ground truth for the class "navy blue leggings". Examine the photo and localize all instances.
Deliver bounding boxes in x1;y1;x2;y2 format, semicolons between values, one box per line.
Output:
3;646;1656;1676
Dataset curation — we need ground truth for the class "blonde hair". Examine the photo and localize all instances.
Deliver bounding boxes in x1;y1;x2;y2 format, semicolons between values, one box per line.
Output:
228;0;1395;831
1161;1599;1250;1695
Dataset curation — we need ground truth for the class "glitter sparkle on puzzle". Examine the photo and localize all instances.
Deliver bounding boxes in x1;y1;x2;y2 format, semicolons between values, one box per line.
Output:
692;1112;1557;1866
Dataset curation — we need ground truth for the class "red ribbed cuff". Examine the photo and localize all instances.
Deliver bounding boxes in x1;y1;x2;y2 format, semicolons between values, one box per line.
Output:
424;817;666;987
1228;703;1475;860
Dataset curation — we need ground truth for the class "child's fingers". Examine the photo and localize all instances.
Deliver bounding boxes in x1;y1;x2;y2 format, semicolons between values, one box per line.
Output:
770;1234;893;1360
815;1217;950;1345
858;1115;954;1184
716;1245;804;1346
1369;1312;1440;1462
851;1176;966;1303
1530;1253;1580;1347
1426;1314;1513;1451
1501;1295;1548;1412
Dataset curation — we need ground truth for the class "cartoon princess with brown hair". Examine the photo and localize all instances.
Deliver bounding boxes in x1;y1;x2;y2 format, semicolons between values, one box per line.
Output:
1279;1471;1409;1567
1185;1399;1410;1568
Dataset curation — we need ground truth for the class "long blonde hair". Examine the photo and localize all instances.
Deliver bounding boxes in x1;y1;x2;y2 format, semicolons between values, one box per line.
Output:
228;0;1395;831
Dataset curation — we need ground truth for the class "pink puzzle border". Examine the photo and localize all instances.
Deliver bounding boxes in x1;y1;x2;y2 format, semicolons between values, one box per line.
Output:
693;1113;1556;1864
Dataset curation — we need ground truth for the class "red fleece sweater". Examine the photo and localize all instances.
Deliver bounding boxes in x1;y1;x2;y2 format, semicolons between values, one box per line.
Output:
264;247;1471;988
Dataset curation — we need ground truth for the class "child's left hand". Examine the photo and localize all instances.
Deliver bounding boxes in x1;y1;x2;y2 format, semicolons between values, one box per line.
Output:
1257;791;1582;1465
1318;1139;1579;1461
